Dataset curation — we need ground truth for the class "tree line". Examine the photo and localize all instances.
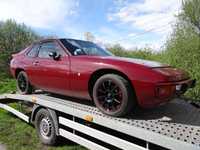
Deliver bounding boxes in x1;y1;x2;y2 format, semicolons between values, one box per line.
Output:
0;0;199;100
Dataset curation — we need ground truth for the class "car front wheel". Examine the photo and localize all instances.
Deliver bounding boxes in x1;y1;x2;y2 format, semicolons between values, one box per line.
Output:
93;74;136;117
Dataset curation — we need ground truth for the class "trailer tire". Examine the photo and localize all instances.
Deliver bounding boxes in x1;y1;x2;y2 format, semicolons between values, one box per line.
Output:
35;108;57;145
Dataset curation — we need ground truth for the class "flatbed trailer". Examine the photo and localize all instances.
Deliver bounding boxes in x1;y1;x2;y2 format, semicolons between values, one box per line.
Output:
0;93;200;150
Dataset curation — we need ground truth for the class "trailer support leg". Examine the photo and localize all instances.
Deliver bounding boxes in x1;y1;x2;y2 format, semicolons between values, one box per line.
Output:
146;141;149;150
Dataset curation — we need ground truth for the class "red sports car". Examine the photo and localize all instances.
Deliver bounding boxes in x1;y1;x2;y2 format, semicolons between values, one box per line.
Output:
10;38;196;116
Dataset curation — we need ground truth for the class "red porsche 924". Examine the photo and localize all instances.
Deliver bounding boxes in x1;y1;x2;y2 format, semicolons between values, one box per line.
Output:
10;38;196;116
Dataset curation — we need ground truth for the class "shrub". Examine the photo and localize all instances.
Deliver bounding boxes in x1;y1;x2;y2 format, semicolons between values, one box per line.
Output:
108;44;163;61
164;0;200;99
0;20;39;77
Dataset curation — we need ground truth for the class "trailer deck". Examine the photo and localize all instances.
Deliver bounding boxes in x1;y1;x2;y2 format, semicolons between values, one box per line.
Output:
0;93;200;150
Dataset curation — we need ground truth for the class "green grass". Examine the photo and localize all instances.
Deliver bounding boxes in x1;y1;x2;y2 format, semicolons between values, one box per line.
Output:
0;109;86;150
0;77;86;150
0;79;16;94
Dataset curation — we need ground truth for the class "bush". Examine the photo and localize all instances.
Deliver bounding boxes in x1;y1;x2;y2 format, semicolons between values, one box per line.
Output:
108;0;200;100
164;0;200;100
0;20;39;77
108;44;163;61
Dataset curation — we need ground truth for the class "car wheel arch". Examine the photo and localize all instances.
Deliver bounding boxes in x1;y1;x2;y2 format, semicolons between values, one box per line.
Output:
15;68;25;78
31;105;59;136
88;68;137;102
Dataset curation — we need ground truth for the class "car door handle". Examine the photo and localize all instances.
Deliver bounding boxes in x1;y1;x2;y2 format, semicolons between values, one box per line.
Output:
33;61;39;66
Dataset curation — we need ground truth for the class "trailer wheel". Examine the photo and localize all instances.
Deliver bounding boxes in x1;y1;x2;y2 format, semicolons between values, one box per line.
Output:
35;108;57;145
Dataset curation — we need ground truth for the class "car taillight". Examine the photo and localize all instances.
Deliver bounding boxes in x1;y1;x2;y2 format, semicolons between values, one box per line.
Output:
11;54;17;59
155;85;175;99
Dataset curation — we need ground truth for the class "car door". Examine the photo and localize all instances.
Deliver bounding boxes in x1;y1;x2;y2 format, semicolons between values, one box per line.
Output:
33;40;70;95
23;44;40;85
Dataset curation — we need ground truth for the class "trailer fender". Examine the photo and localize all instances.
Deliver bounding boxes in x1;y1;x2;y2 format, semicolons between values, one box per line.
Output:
47;108;59;136
31;104;59;136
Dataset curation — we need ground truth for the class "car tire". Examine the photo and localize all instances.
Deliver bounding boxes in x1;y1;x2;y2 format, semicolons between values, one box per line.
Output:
17;71;33;94
93;74;136;117
35;109;57;145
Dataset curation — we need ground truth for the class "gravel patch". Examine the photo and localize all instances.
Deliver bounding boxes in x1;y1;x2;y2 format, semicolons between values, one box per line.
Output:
0;144;6;150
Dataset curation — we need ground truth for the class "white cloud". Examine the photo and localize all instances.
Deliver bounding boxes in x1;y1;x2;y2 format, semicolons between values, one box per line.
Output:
108;0;181;34
107;0;182;50
0;0;79;28
93;27;164;51
128;33;136;37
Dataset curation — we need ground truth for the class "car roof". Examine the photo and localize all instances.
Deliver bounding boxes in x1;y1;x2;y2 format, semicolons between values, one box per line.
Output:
33;38;91;45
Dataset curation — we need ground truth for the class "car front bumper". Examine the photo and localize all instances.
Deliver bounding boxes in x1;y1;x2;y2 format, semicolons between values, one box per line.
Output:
135;79;196;108
175;79;196;95
157;78;196;96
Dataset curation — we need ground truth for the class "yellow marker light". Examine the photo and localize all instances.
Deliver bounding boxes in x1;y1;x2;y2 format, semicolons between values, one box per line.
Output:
32;96;37;103
84;115;93;122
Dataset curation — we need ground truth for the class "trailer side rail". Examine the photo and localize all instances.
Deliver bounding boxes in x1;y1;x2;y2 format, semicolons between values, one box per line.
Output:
0;93;200;150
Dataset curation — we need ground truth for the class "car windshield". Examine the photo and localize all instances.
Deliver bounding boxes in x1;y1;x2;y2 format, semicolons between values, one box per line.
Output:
60;39;113;56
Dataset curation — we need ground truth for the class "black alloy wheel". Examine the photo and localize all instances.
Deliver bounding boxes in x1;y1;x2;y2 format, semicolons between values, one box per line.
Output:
17;71;33;94
97;79;123;112
93;74;136;117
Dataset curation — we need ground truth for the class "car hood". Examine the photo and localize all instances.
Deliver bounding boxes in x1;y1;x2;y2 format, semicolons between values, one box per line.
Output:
106;56;169;68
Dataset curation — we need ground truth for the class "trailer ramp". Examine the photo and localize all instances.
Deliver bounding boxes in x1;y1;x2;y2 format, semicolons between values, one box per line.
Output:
0;93;200;150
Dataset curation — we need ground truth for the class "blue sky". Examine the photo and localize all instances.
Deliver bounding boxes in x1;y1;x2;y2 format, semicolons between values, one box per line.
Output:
0;0;181;50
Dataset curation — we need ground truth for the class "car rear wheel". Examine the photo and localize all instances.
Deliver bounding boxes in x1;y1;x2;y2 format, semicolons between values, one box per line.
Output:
93;74;136;117
17;71;33;94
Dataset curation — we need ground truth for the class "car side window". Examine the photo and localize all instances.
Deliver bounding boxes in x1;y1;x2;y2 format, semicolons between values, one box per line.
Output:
38;42;65;58
27;44;39;57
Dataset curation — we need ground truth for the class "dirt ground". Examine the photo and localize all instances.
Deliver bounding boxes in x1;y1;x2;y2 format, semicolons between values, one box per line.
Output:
0;144;6;150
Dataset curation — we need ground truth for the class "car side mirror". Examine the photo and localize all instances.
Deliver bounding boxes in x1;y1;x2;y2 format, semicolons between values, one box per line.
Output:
49;51;61;60
74;49;84;56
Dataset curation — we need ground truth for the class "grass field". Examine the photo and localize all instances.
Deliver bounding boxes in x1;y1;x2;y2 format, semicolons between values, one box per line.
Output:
0;76;86;150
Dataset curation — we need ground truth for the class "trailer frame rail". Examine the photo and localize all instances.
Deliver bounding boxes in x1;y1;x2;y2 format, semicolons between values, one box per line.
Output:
0;93;200;150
